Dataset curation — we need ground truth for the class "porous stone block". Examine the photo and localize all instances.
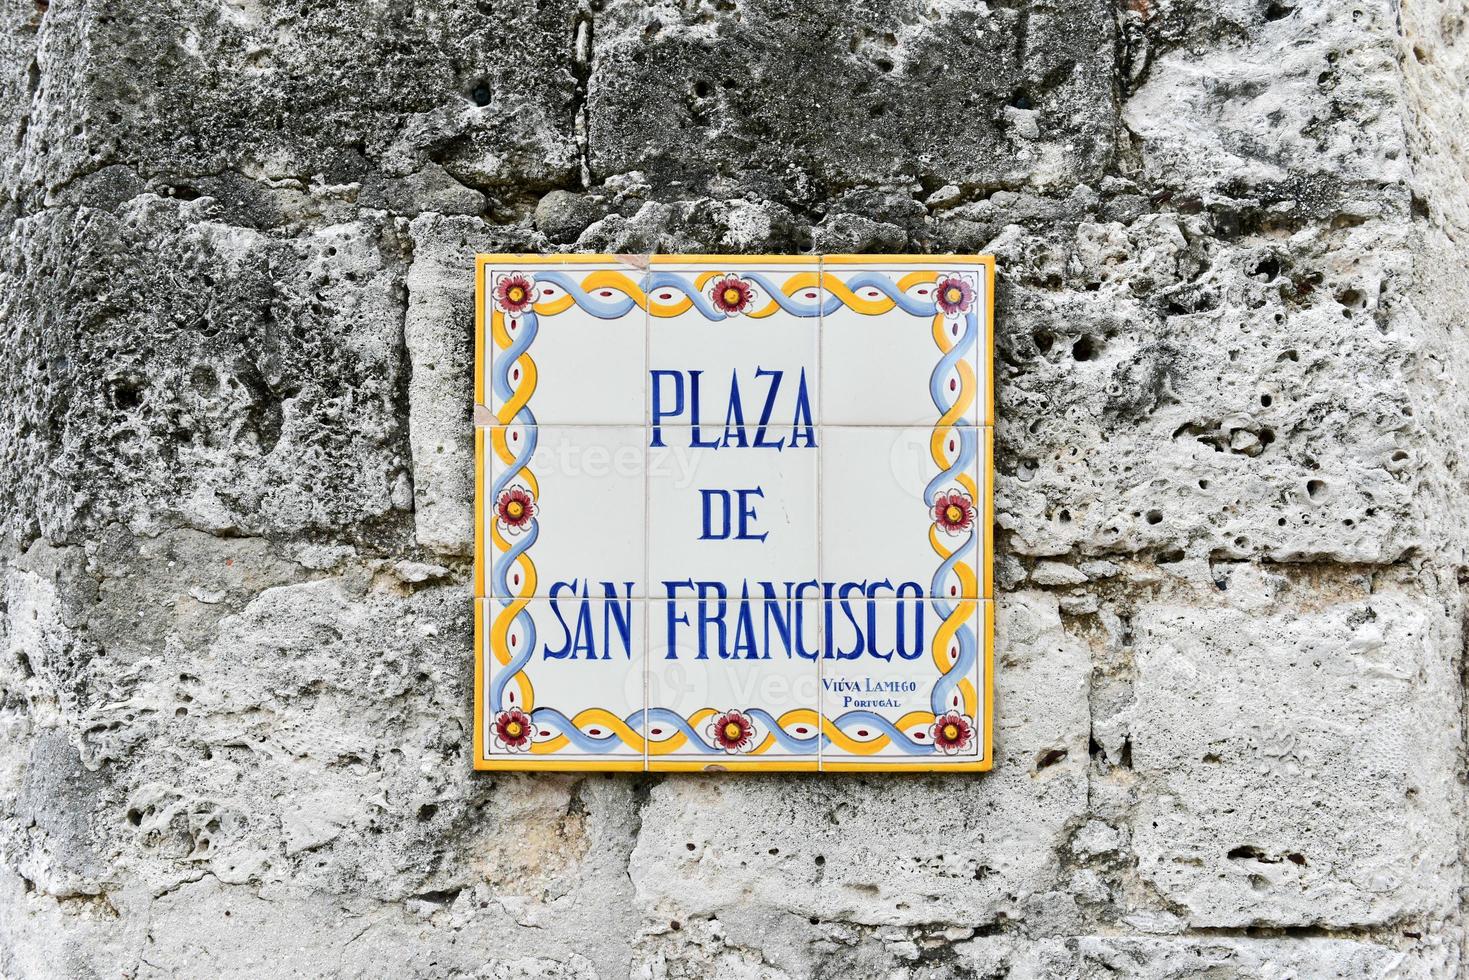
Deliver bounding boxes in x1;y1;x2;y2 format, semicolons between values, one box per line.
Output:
1125;0;1411;197
0;200;411;545
7;0;582;208
951;934;1452;979
629;591;1090;969
994;215;1449;567
405;215;495;554
588;0;1119;201
1123;567;1461;927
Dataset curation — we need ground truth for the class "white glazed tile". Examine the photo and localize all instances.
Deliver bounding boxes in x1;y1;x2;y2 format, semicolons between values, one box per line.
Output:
819;425;987;599
819;599;990;768
819;259;989;426
646;259;821;431
481;597;645;764
483;262;645;425
485;425;646;598
648;426;818;595
647;598;821;769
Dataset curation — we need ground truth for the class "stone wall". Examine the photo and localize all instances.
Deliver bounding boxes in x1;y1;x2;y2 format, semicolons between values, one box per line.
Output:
1;0;1466;976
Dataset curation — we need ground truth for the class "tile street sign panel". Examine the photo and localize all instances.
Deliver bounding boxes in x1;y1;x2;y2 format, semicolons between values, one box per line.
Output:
474;254;994;772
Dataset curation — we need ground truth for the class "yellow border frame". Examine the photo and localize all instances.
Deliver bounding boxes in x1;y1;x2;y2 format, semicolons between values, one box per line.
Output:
649;254;822;266
473;254;996;773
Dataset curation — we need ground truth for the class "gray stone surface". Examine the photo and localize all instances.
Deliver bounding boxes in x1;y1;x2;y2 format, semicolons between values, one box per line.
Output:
1;0;1467;977
1127;568;1461;929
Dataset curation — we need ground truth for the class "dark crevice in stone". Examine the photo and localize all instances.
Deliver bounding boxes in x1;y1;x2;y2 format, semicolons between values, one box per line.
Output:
572;9;596;190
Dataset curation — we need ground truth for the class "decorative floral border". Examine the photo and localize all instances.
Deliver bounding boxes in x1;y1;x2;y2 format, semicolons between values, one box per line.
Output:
473;256;994;770
818;263;982;761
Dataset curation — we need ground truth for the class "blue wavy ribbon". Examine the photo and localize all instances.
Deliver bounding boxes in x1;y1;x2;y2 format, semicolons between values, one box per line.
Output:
489;417;539;601
643;707;822;754
529;707;646;753
923;424;977;605
638;270;942;321
490;592;536;713
928;307;980;425
839;272;939;317
921;284;979;719
928;602;978;717
536;271;640;320
487;293;540;713
532;269;956;323
825;710;938;755
490;309;539;429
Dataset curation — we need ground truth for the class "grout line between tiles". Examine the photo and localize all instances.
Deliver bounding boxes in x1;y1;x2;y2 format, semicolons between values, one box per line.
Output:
642;597;649;773
643;269;652;773
816;255;825;772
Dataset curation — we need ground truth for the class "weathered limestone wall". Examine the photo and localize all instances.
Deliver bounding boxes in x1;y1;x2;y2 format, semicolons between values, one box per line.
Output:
0;0;1466;976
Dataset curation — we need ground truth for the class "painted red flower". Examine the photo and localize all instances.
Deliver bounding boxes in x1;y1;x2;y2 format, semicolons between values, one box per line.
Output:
934;275;974;316
494;708;534;752
930;711;973;754
709;275;756;315
706;709;756;753
496;485;535;535
495;273;536;314
932;488;975;536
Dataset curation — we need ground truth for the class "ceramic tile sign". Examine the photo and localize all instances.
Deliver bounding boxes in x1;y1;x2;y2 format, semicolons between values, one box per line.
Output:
473;255;994;772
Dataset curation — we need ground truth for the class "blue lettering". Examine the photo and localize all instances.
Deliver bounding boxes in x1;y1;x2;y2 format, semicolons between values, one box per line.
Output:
543;594;575;659
699;490;732;540
732;601;760;659
688;371;719;448
570;601;596;659
604;597;634;659
897;596;924;660
789;368;816;448
735;487;768;541
664;599;690;660
832;597;863;660
650;370;684;446
722;370;748;446
697;596;727;660
753;367;785;449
